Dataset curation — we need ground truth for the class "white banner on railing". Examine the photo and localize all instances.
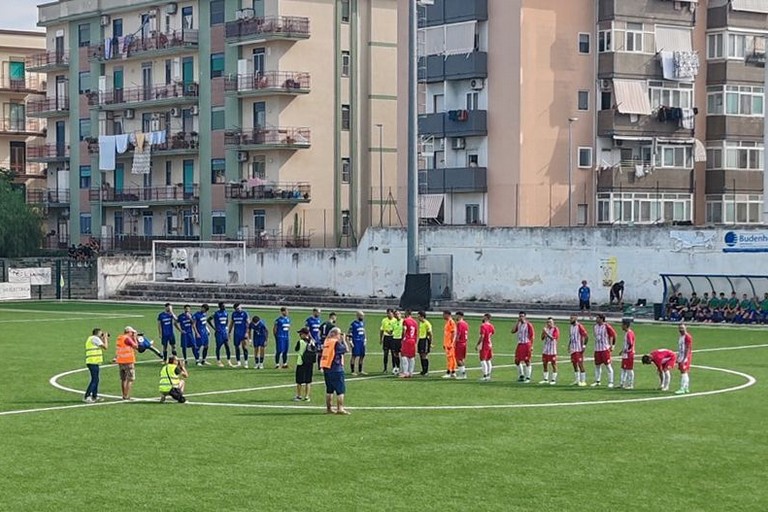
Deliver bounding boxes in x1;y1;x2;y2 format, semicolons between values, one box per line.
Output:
0;282;32;300
8;267;52;286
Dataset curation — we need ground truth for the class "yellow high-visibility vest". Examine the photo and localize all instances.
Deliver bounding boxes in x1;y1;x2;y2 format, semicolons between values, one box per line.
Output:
85;336;103;365
159;364;180;393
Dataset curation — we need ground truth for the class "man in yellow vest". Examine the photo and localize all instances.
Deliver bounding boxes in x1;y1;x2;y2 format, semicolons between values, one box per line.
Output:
116;326;139;400
159;355;189;403
84;328;109;403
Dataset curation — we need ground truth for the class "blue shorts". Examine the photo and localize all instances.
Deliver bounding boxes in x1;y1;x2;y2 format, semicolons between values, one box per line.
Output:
324;371;346;395
234;334;248;345
276;338;289;354
161;334;176;347
252;337;267;348
181;332;195;348
352;343;366;357
196;335;209;348
215;331;228;346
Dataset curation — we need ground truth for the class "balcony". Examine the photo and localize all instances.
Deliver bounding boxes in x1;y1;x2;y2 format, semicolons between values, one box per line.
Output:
90;185;200;206
225;182;311;204
707;60;766;84
420;52;488;83
0;118;46;136
98;235;199;253
424;0;488;27
706;170;764;194
598;52;660;79
243;231;312;249
224;127;311;151
25;51;69;72
419;167;487;194
419;110;487;138
27;144;69;163
707;115;764;140
89;30;199;62
26;97;69;118
225;15;310;44
224;72;310;98
87;82;199;110
87;132;199;157
598;165;693;192
597;109;694;138
0;75;46;94
26;188;70;206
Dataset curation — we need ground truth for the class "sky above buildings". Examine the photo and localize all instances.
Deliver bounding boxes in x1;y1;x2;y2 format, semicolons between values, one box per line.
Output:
3;1;42;32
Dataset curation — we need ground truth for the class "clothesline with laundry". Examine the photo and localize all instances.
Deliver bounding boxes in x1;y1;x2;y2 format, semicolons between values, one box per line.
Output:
98;131;167;173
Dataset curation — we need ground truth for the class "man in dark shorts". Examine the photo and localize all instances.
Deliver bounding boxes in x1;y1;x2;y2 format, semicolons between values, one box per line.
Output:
293;327;315;402
390;310;403;374
417;311;433;376
578;280;591;312
379;309;395;373
319;327;350;415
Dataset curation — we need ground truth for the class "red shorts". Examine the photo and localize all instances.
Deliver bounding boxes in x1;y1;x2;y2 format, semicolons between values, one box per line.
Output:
455;343;467;361
479;347;493;361
570;352;584;364
542;354;557;364
594;349;612;366
678;356;691;372
621;354;634;370
657;354;677;371
515;343;532;363
401;339;417;358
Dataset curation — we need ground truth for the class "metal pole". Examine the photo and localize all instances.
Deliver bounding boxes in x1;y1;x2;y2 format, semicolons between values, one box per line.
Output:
407;0;419;274
764;62;768;224
377;123;384;227
568;117;578;227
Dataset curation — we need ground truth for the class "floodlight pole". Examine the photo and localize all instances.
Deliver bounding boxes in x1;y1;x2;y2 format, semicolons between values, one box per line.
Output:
407;0;419;274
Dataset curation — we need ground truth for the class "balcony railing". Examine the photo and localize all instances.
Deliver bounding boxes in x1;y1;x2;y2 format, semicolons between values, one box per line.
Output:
26;188;70;205
25;51;69;71
26;97;69;116
87;132;199;154
0;118;45;134
27;144;69;160
97;235;199;252
87;82;199;107
243;232;312;249
224;72;310;95
224;127;311;148
0;75;46;93
90;185;200;203
225;182;311;202
91;30;200;61
225;15;310;41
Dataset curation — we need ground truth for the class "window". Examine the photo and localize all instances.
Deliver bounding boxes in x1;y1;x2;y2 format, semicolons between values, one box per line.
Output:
80;213;92;235
112;18;123;38
577;90;589;111
577;204;588;226
251;156;265;179
165;59;172;85
467;154;479;167
341;0;350;23
78;23;90;47
212;211;226;235
465;204;480;225
341;104;351;130
79;119;91;141
210;53;224;78
143;211;153;236
341;51;350;77
601;91;612;111
432;93;444;113
598;30;612;53
707;194;763;224
597;192;692;224
211;109;225;130
165;161;172;186
78;71;90;94
8;103;25;131
725;142;763;170
625;23;643;53
708;33;724;59
182;6;194;30
578;33;590;54
648;81;694;109
727;33;766;60
707;85;764;116
210;0;225;26
341;210;351;235
211;158;225;184
341;157;351;183
79;166;91;189
578;147;593;168
657;145;692;168
466;92;479;110
9;141;25;173
114;211;123;235
254;209;266;232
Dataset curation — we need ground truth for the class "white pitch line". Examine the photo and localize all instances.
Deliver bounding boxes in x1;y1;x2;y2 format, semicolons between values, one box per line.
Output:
0;400;125;417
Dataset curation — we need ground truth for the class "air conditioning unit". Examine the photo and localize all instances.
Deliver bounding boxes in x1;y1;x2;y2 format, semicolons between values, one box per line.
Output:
470;79;484;90
452;137;466;150
190;105;199;116
124;108;135;119
242;8;255;20
237;151;249;162
100;15;111;27
170;107;181;117
235;9;244;20
165;2;178;15
599;79;611;91
192;214;199;225
191;205;199;214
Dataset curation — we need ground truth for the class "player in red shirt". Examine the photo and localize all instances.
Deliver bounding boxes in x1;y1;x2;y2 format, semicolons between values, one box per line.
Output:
676;323;693;394
454;311;469;379
539;317;559;385
475;313;495;381
512;311;535;383
641;348;677;391
399;310;419;378
619;319;636;389
567;314;589;386
590;313;617;388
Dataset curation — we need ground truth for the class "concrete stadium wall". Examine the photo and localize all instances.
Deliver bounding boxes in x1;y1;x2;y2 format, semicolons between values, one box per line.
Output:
99;227;768;303
97;255;153;299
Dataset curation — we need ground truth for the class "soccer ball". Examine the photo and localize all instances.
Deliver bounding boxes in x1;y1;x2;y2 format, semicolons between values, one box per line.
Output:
392;367;400;375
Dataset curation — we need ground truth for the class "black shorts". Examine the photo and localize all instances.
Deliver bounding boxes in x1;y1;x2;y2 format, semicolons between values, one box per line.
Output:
295;363;313;385
390;338;402;353
382;335;394;351
417;338;431;354
579;300;590;311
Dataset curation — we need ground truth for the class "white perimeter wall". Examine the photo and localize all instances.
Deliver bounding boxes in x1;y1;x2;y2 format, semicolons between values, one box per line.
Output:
98;227;768;303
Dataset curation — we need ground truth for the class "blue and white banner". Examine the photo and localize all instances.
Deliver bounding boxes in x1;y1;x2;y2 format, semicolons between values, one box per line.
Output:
722;231;768;253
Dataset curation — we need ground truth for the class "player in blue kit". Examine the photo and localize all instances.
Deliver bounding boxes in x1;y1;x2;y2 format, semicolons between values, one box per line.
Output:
273;307;291;368
249;315;268;369
316;312;337;371
178;305;200;364
348;311;367;375
305;308;322;344
192;304;210;365
209;302;233;367
157;303;179;361
229;303;250;368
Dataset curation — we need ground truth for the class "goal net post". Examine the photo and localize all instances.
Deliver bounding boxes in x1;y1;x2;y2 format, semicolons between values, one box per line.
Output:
151;240;247;284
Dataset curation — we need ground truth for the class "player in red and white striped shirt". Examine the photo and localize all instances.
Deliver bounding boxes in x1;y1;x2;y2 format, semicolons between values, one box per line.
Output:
619;318;636;389
512;311;535;383
538;317;559;385
676;323;693;394
641;348;677;391
591;313;617;388
568;314;589;386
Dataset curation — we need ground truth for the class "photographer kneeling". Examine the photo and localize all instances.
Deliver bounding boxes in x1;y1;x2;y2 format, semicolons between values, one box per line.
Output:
159;356;189;403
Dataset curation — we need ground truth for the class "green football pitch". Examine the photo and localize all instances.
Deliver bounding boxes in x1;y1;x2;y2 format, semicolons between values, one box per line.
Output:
0;301;765;512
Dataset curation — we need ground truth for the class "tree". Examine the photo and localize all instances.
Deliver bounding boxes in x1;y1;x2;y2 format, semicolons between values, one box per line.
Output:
0;169;44;257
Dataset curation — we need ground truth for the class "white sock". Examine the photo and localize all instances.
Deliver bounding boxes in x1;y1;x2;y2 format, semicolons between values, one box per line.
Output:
595;366;602;383
606;365;614;385
574;371;580;382
525;365;532;379
487;360;493;377
458;365;465;375
681;373;690;390
662;370;670;389
545;369;551;382
517;363;525;377
619;369;625;385
627;370;634;387
580;371;587;383
480;360;487;376
551;372;557;383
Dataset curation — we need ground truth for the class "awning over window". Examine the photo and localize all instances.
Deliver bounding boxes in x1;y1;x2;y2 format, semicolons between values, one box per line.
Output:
655;26;693;52
612;79;652;115
731;0;768;14
419;194;444;219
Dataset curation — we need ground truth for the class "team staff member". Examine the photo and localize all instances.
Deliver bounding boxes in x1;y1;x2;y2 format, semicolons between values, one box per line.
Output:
116;326;139;401
578;280;591;312
348;311;367;376
380;309;396;373
249;315;269;369
320;328;351;415
159;355;189;403
192;304;210;365
229;303;250;368
157;303;179;362
417;311;433;376
210;302;233;367
293;327;315;402
84;328;109;403
441;310;457;379
274;307;292;368
389;310;403;374
178;305;199;364
317;312;337;371
455;312;469;379
513;311;535;383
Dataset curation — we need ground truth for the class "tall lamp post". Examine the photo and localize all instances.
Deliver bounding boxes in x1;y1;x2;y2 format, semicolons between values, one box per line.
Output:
568;117;579;227
376;123;384;227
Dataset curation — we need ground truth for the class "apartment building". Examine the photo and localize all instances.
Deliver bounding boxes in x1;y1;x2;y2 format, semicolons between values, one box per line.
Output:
31;0;398;250
402;0;768;227
0;31;46;193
